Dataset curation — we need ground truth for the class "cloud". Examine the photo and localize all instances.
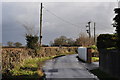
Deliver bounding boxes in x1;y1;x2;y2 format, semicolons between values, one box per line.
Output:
2;2;117;45
0;2;2;43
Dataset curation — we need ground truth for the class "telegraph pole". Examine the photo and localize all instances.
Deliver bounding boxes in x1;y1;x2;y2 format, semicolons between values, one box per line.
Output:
94;22;96;44
40;3;43;46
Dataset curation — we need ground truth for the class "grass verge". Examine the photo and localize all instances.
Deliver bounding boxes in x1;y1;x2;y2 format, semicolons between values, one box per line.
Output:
2;52;76;80
2;56;55;80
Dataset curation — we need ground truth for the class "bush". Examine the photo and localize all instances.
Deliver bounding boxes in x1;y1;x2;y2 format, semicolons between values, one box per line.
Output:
25;35;39;49
89;45;97;50
97;34;117;49
92;57;99;62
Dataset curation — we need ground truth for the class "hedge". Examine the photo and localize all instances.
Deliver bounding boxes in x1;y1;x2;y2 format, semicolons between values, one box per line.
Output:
97;34;117;49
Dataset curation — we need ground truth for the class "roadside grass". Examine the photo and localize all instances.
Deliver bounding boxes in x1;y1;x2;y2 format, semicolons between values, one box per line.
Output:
92;57;99;62
2;56;55;80
90;69;119;80
2;52;76;80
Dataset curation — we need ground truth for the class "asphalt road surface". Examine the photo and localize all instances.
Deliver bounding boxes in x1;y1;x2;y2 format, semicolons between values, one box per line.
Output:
43;54;98;80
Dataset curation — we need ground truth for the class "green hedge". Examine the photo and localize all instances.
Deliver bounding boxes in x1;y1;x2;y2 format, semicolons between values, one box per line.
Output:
97;34;117;49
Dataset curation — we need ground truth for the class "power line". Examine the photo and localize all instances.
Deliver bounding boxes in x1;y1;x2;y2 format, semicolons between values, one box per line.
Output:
43;7;80;28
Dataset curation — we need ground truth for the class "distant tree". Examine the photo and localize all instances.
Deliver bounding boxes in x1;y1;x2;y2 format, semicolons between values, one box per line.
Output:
49;41;53;46
67;38;75;46
51;34;95;47
53;36;68;46
7;41;14;47
75;33;94;47
50;36;75;46
52;36;75;46
74;38;82;46
14;42;22;48
42;44;49;47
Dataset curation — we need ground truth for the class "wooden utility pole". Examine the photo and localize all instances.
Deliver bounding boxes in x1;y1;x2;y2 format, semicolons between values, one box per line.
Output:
94;22;96;44
40;3;43;46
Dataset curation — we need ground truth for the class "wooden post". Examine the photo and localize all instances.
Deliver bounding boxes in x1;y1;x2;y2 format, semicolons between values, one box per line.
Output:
87;48;92;63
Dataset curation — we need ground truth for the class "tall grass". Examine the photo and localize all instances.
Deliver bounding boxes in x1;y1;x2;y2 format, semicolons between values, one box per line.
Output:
3;52;75;79
3;56;55;80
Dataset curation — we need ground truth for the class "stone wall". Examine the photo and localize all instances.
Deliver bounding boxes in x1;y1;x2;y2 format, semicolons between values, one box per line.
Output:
2;47;78;70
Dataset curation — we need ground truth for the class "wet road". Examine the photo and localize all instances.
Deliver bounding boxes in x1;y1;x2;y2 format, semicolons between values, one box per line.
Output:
43;54;98;80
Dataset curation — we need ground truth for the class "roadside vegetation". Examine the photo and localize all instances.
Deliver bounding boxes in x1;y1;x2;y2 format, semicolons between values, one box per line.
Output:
92;57;99;62
97;34;117;50
94;8;120;80
89;45;99;62
2;57;52;80
2;52;75;80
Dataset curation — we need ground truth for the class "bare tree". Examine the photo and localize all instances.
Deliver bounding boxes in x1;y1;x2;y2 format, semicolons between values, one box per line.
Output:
20;21;40;49
22;22;38;36
75;33;94;47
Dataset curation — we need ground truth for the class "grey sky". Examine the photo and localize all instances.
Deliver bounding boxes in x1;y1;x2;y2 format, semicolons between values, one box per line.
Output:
0;2;2;44
2;2;117;45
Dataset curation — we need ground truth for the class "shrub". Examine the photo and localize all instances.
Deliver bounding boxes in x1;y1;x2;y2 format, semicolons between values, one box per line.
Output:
97;34;117;49
89;45;97;50
25;35;39;49
92;57;99;62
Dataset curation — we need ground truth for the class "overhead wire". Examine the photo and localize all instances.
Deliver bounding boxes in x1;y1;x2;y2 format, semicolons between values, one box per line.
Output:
43;7;81;28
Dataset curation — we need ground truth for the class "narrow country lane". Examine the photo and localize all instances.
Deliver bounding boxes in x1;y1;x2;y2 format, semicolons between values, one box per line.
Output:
42;54;98;80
